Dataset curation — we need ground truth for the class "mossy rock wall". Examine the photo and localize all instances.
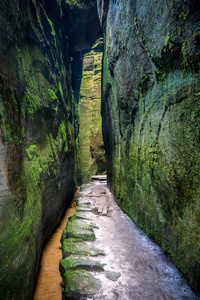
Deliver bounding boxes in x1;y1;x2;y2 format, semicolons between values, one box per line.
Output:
78;39;106;183
99;0;200;292
0;0;76;299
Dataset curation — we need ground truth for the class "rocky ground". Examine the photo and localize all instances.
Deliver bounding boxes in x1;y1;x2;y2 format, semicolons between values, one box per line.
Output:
60;181;199;300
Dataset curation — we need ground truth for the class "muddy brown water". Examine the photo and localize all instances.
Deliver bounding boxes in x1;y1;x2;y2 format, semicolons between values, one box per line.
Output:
34;190;78;300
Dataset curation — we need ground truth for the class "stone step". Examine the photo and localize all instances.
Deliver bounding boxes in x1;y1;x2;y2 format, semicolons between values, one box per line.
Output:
102;206;108;216
92;175;107;181
86;194;101;198
98;206;103;214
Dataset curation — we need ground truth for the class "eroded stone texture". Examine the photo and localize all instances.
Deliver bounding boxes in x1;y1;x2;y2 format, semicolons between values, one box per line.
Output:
60;255;104;276
98;0;200;292
0;0;76;298
63;269;100;299
78;39;106;182
66;215;96;240
62;239;105;258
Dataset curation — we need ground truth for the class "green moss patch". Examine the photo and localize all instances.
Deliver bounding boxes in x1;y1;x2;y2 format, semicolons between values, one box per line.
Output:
63;269;100;298
74;211;93;220
76;203;91;212
66;0;96;9
66;219;95;240
62;240;105;258
60;255;104;276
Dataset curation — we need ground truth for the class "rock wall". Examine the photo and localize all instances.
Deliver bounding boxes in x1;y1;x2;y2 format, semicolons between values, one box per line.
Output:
98;0;200;291
78;39;106;183
0;0;76;299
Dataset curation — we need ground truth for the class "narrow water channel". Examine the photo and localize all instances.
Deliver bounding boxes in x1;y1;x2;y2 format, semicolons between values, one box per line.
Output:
34;190;78;300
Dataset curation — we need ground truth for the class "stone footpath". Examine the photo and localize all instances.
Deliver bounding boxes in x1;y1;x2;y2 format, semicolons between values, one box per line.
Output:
59;181;199;300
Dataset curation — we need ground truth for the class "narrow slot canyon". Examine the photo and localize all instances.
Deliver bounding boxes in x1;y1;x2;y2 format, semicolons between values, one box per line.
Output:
0;0;200;299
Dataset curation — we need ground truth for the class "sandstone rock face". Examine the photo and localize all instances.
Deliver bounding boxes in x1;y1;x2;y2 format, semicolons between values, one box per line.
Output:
98;0;200;291
0;0;76;299
78;39;106;183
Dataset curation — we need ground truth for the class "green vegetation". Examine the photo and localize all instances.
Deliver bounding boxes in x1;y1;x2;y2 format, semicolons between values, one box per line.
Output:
63;270;97;297
164;32;174;52
60;255;104;271
182;40;195;71
179;12;187;20
48;89;58;101
46;16;56;37
78;41;106;183
91;38;104;52
58;122;69;152
102;55;110;90
66;0;96;9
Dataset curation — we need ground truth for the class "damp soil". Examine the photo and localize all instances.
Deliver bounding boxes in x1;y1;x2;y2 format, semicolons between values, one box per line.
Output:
34;190;78;300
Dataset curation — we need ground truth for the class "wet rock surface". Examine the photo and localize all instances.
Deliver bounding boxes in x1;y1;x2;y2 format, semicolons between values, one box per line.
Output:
60;181;199;300
65;218;96;241
98;0;200;291
62;239;105;258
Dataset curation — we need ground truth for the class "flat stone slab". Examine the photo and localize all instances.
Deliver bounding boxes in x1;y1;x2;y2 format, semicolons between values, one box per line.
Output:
74;211;92;221
92;175;107;181
61;231;85;243
102;206;108;216
98;206;103;214
60;255;105;276
62;239;105;258
63;270;101;299
68;218;93;230
86;194;101;198
78;192;87;197
105;271;121;282
77;201;91;206
90;222;99;229
63;238;84;243
76;203;91;212
66;219;95;240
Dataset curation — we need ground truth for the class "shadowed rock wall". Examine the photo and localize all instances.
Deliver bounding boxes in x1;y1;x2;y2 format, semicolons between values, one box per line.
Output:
98;0;200;292
0;0;76;299
78;39;106;183
63;0;102;53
